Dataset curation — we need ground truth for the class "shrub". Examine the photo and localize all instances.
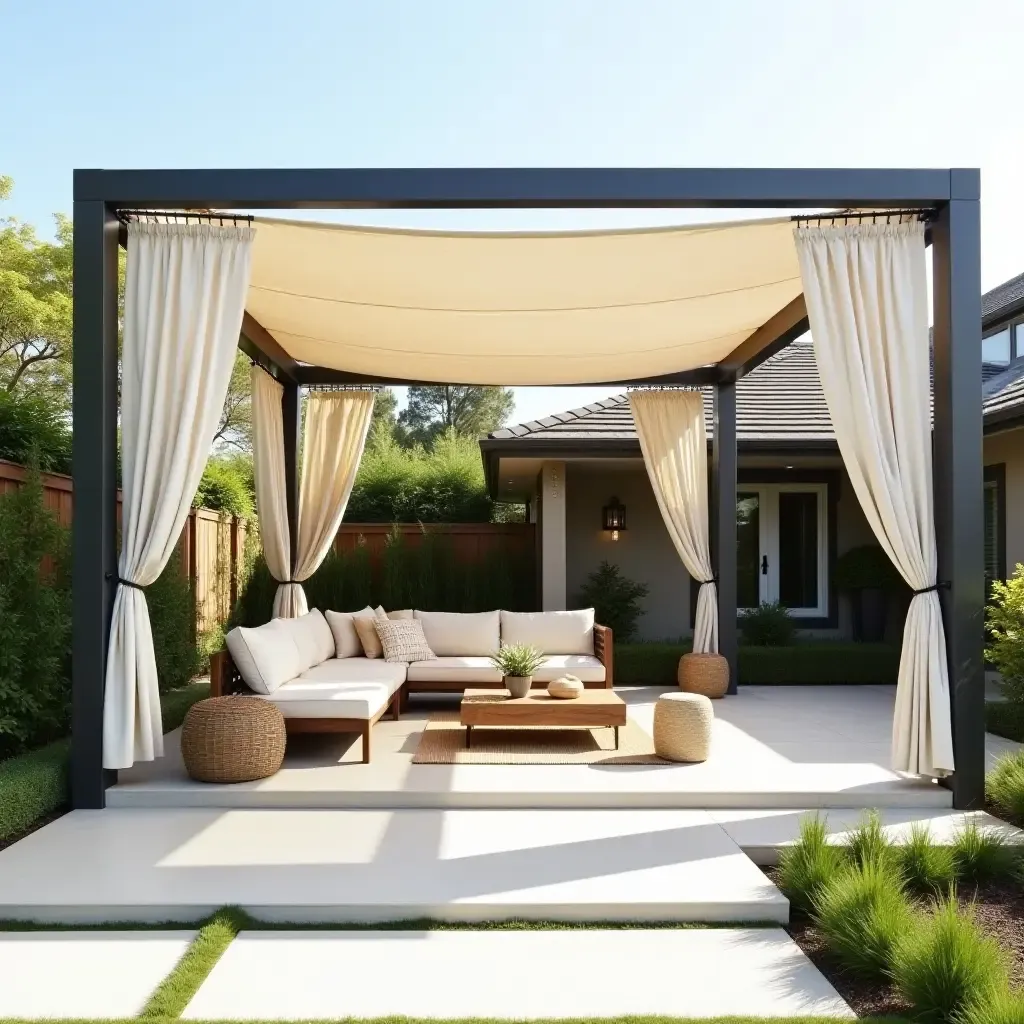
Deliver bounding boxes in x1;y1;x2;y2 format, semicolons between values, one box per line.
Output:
987;563;1024;703
848;810;897;870
739;601;795;646
834;544;906;593
987;750;1024;825
957;989;1024;1024
951;819;1017;884
891;895;1009;1023
0;460;71;758
813;860;914;980
987;700;1024;744
194;456;255;518
147;559;202;694
897;822;957;894
776;814;846;916
0;390;72;474
574;562;649;642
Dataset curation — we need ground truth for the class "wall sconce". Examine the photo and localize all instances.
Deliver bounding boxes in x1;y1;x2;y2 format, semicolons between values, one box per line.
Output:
602;496;626;540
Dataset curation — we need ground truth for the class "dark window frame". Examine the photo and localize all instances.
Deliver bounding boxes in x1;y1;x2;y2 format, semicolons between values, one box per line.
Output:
983;462;1007;585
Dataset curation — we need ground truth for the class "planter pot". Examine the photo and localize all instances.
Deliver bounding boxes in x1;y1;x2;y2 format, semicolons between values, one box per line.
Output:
677;652;729;698
505;675;533;699
855;588;887;643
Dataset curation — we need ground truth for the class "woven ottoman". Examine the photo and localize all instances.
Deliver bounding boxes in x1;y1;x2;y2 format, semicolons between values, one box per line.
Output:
653;692;714;762
677;652;729;698
181;696;286;783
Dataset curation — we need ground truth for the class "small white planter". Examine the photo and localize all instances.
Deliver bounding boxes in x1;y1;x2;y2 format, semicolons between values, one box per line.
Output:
504;675;533;699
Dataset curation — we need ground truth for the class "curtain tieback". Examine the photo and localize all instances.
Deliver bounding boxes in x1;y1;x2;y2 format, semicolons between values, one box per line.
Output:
698;576;719;587
912;581;950;597
118;578;145;591
271;576;301;585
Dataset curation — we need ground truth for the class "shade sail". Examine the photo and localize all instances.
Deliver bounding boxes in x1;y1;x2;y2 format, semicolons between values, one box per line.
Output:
247;214;803;385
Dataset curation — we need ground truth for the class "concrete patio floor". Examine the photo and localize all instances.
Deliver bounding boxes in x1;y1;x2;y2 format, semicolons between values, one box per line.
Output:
108;684;1012;810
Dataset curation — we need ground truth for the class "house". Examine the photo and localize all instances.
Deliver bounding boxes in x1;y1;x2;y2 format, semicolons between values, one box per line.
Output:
480;272;1024;643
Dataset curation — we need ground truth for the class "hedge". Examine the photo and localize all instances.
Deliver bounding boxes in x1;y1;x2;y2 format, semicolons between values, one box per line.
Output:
0;682;209;844
986;701;1024;744
616;641;902;686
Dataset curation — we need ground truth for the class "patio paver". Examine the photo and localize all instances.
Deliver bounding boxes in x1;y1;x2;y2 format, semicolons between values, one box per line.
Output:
182;928;854;1019
0;931;194;1019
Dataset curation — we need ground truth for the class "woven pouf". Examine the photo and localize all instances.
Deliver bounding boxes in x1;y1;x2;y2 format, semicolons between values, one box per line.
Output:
653;692;714;763
181;696;286;783
677;652;729;698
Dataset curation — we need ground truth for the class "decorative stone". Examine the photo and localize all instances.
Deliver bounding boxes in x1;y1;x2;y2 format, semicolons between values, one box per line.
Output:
547;675;584;700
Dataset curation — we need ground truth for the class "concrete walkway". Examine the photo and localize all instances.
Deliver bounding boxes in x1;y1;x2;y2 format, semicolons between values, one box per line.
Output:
182;928;855;1020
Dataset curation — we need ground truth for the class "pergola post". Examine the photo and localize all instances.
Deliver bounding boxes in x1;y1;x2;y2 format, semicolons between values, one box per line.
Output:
71;201;120;808
282;381;301;576
932;173;985;810
713;378;738;693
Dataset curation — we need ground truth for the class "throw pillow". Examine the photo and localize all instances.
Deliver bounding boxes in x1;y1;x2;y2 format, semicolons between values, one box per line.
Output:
387;608;414;620
374;619;436;664
374;605;387;619
325;607;375;659
353;614;384;658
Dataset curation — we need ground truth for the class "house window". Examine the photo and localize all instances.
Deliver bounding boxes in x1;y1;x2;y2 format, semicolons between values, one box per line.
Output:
983;466;1005;589
737;483;828;617
982;328;1011;366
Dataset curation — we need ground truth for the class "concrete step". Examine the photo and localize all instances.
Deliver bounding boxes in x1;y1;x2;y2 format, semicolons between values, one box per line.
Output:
0;808;788;925
183;928;854;1020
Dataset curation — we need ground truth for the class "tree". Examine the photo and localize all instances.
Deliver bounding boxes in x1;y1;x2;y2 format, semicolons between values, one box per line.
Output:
0;179;74;409
369;386;400;439
398;385;514;442
212;351;253;451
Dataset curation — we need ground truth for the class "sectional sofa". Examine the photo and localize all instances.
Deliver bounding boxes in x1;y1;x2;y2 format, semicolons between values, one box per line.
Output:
210;608;613;763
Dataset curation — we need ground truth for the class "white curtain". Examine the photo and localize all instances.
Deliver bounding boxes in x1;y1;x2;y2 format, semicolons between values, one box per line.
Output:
250;368;298;617
104;221;254;769
794;220;954;778
251;378;375;617
293;390;376;588
629;389;718;653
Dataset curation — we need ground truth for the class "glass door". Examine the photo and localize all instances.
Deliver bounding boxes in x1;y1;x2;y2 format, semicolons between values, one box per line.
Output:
736;491;764;611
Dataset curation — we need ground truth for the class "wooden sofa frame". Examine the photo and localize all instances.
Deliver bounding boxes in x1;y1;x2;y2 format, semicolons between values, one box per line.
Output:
208;624;613;762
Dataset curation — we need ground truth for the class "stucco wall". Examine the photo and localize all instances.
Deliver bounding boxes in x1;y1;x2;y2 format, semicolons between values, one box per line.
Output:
564;461;877;642
985;426;1024;575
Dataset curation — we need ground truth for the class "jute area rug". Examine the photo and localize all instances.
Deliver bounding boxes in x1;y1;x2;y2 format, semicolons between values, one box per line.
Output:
411;711;665;765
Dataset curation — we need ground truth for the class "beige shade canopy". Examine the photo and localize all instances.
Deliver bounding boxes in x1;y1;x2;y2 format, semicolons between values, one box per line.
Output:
246;214;803;385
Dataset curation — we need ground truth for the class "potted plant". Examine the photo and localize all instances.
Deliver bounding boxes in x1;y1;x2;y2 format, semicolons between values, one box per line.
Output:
833;545;906;642
489;643;545;699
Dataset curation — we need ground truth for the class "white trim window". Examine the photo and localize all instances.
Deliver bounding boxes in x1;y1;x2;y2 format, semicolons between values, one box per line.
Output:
737;483;829;617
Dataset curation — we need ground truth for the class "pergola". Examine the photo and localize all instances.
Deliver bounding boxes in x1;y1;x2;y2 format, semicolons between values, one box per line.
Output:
71;167;984;810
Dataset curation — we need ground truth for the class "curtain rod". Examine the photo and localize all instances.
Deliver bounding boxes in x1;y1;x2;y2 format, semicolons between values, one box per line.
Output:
792;208;935;226
117;209;254;226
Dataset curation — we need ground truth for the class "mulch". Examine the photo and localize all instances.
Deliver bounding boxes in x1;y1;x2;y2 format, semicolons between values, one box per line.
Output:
766;865;1024;1019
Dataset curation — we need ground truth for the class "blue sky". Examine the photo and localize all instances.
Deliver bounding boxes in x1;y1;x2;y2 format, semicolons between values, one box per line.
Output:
4;0;1024;424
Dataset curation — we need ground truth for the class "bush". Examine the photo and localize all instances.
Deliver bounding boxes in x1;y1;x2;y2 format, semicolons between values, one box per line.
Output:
0;390;72;474
897;823;957;894
777;814;847;916
987;563;1024;703
848;810;897;870
813;860;914;980
891;895;1009;1023
987;700;1024;743
987;750;1024;826
739;601;796;646
957;989;1024;1024
951;819;1017;884
347;429;520;523
0;461;71;758
194;456;255;518
834;544;906;593
147;560;202;694
614;641;901;686
574;562;648;642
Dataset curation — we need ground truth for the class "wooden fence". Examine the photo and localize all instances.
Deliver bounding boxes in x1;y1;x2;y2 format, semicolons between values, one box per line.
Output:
0;460;535;633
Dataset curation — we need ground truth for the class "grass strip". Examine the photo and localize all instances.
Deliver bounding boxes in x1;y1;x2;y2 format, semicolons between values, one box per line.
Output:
0;1017;911;1024
139;906;251;1020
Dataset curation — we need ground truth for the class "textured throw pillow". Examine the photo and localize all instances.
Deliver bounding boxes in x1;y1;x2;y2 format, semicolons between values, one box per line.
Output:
374;618;436;664
354;613;384;658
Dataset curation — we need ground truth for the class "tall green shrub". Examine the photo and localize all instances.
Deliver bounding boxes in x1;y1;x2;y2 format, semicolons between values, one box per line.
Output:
987;564;1024;703
147;557;201;693
0;461;71;758
574;561;648;641
776;814;846;916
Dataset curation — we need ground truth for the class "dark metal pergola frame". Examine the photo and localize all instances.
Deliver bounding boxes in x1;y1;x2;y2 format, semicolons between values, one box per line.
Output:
71;167;984;810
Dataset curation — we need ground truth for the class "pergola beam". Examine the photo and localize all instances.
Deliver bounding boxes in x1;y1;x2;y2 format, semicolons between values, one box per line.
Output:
75;167;954;210
720;296;809;379
240;312;300;385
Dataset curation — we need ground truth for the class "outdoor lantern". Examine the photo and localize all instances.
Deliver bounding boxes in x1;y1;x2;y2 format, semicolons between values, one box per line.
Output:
602;496;626;540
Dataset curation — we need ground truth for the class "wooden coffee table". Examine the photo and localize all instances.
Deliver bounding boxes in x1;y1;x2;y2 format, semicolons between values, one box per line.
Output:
460;688;627;749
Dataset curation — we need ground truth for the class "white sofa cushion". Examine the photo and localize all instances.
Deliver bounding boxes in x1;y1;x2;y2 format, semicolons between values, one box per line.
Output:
261;679;396;720
499;610;595;655
299;657;407;689
225;619;304;695
283;609;335;671
414;610;500;657
325;607;376;659
531;655;606;684
406;656;504;684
